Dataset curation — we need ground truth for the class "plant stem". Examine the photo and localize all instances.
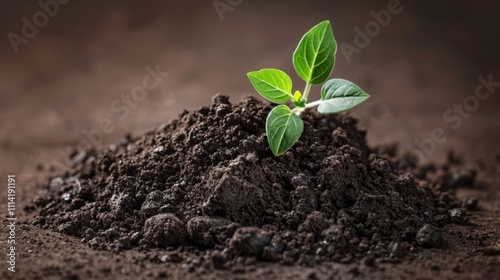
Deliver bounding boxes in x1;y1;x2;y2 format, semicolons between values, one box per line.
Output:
301;82;312;102
293;82;319;116
291;107;305;115
292;99;323;116
305;100;322;108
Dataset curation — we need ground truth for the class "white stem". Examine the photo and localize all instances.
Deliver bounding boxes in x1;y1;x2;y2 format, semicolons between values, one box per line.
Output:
302;82;312;101
291;107;305;115
305;100;322;108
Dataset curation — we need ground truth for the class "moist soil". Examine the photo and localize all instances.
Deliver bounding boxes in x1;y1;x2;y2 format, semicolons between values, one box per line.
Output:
23;95;496;277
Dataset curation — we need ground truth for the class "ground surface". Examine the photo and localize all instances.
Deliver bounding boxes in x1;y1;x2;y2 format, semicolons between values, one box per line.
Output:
0;1;499;279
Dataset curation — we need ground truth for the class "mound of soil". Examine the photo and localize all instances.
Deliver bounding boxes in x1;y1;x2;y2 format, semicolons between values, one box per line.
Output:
29;95;475;267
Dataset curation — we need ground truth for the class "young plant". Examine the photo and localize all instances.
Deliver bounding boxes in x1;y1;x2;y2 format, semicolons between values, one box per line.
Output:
247;20;370;156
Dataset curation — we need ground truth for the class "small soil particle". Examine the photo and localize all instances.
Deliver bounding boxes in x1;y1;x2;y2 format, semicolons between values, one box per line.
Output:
143;213;187;247
448;208;467;224
416;224;442;248
464;197;479;210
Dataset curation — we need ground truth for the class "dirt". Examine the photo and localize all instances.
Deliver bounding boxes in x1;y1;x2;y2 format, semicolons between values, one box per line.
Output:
1;2;500;279
24;95;492;273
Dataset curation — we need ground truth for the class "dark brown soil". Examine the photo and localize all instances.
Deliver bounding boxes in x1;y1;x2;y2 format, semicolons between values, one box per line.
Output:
28;95;479;269
1;3;499;279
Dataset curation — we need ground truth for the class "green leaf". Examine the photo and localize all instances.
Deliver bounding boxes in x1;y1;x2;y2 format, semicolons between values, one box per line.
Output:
293;20;336;85
318;79;370;114
293;90;302;102
266;105;304;156
247;69;293;103
292;90;306;107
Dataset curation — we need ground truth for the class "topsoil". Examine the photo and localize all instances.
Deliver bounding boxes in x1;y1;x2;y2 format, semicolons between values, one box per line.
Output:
28;95;481;270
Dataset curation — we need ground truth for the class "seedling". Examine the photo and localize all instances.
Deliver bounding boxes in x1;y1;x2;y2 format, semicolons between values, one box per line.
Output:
248;20;370;156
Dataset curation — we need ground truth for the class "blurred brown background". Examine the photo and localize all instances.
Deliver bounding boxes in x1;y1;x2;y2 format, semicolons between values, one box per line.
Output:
1;0;499;176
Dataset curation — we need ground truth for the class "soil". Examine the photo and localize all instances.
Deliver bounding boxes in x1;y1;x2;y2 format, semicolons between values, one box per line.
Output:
1;2;500;279
15;95;498;279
